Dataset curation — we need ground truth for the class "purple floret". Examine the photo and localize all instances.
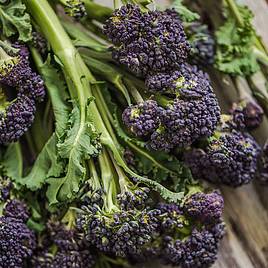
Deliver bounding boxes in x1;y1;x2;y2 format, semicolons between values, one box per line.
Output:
103;4;143;45
31;221;95;268
162;223;225;268
230;100;264;130
185;130;261;187
79;208;158;258
257;140;268;184
0;44;45;102
145;63;211;95
19;71;46;102
122;100;160;137
4;199;30;223
118;186;150;210
146;65;220;151
187;22;215;66
183;191;224;224
0;216;36;267
0;94;36;144
32;32;48;55
105;5;190;76
0;176;12;201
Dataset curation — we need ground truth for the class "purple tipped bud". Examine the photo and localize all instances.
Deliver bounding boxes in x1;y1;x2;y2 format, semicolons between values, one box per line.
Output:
4;199;30;222
184;191;224;223
122;100;160;137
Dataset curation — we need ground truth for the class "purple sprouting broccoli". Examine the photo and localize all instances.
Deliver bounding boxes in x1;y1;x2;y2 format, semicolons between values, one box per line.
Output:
0;201;36;267
155;201;225;268
0;93;36;144
162;223;225;268
103;4;144;45
0;176;12;201
185;128;261;187
183;191;224;224
31;212;95;268
0;44;45;102
186;22;215;66
4;199;30;222
104;5;190;76
32;32;48;55
147;65;220;151
78;198;159;258
0;45;31;88
122;100;161;137
230;99;264;130
0;42;46;144
58;0;87;19
257;140;268;184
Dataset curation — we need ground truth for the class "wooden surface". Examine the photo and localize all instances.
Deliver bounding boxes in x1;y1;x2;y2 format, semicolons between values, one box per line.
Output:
98;0;268;267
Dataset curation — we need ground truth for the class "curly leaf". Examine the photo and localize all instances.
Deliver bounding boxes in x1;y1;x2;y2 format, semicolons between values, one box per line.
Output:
39;57;70;137
0;0;32;41
46;100;101;205
215;4;259;75
2;142;23;181
171;0;200;22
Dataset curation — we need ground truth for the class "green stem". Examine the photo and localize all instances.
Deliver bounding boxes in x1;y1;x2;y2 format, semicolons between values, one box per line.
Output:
225;0;267;53
92;85;118;143
88;158;101;190
31;110;47;153
98;149;118;212
83;0;112;22
124;78;144;103
25;132;37;159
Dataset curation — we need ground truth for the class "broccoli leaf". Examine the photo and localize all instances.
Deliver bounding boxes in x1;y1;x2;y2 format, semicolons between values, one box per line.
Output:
215;4;259;75
0;0;32;41
46;100;101;205
39;57;70;138
2;142;23;181
16;135;62;191
171;0;200;22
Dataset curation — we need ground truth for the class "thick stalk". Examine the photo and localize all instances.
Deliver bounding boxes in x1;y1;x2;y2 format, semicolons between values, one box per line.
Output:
24;0;117;148
98;149;118;212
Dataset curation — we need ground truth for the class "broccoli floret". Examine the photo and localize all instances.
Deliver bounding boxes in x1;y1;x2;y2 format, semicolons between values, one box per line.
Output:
154;193;225;268
4;199;30;222
257;140;268;184
103;4;143;45
162;223;225;268
0;209;36;267
32;31;48;55
104;5;190;76
0;44;45;102
185;127;261;187
230;99;264;130
183;191;224;224
145;65;220;151
58;0;86;19
0;93;36;144
122;100;161;137
0;43;46;144
31;212;95;268
187;22;216;66
0;175;12;201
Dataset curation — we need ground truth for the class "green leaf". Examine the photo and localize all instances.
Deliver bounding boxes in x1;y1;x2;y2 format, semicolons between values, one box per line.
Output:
0;0;32;41
39;56;70;138
215;5;259;75
2;142;23;181
171;0;200;22
46;100;101;205
15;134;62;191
